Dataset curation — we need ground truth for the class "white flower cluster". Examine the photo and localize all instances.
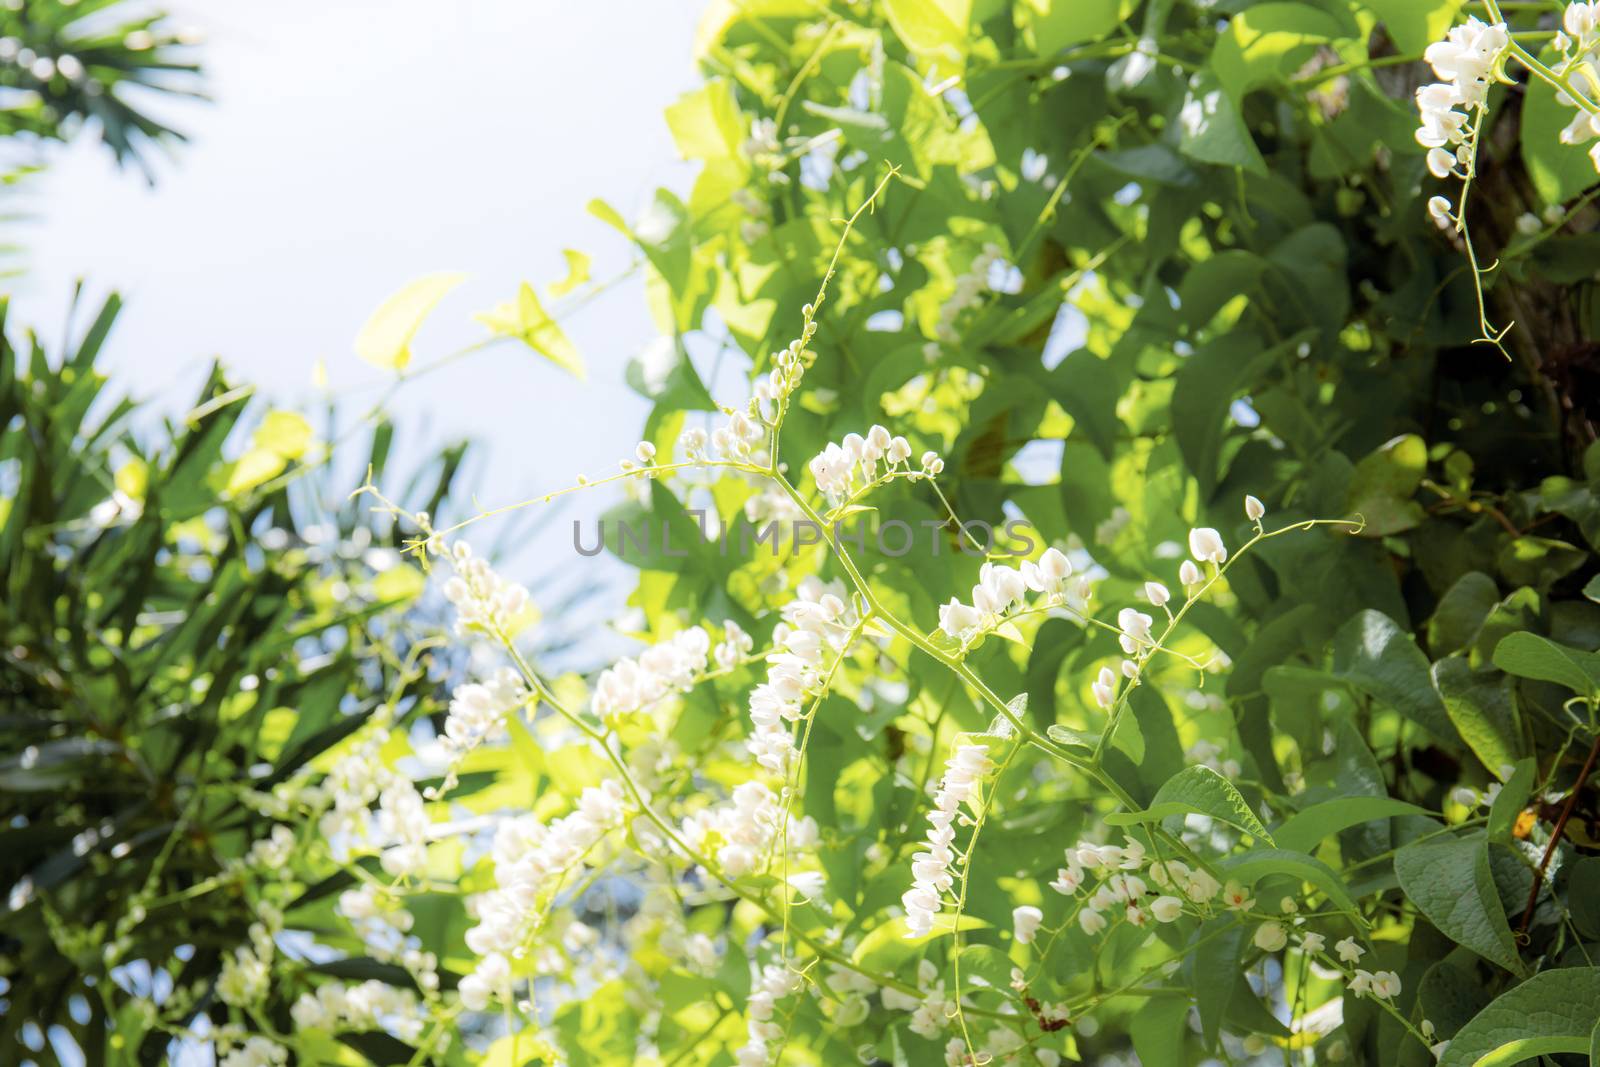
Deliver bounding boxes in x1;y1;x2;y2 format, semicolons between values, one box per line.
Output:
592;626;711;720
441;540;530;637
290;979;428;1040
937;550;1073;643
1551;3;1600;172
936;243;1004;342
677;321;817;467
806;424;928;502
318;731;430;878
714;619;755;670
736;962;802;1067
217;917;279;1008
1046;839;1222;936
882;959;958;1038
747;578;859;774
680;780;819;879
903;744;992;937
1415;17;1509;215
242;824;296;871
441;667;527;759
217;1036;287;1067
335;884;438;980
1092;520;1238;707
459;781;628;1008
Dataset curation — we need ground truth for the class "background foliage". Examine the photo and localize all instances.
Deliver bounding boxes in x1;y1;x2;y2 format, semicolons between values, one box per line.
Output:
6;0;1600;1065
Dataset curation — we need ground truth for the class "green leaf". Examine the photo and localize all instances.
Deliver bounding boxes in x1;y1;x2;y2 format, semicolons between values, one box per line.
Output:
1210;4;1348;100
1520;46;1600;205
355;272;467;372
1492;631;1600;700
1333;609;1455;739
664;79;747;162
1344;434;1427;536
1192;917;1247;1049
1026;0;1126;54
475;283;586;380
1106;765;1273;843
1432;657;1523;776
854;914;988;974
1131;996;1191;1064
1274;796;1434;854
1224;848;1362;920
1568;857;1600;938
1046;723;1098;750
1428;571;1499;656
1178;74;1267;174
1439;967;1600;1067
1356;0;1462;53
1395;833;1523;974
882;0;971;66
1171;334;1283;493
1486;757;1535;842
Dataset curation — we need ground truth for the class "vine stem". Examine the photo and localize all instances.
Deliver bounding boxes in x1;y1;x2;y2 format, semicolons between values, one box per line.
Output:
1517;730;1600;934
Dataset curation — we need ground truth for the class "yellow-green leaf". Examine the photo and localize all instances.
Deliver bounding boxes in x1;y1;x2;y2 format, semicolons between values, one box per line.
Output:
253;410;313;460
372;562;426;604
549;249;592;297
224;448;287;496
114;457;148;500
476;282;586;380
882;0;971;67
355;271;467;372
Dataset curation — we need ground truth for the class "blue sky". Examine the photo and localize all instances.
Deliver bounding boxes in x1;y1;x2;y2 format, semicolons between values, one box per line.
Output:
12;0;708;637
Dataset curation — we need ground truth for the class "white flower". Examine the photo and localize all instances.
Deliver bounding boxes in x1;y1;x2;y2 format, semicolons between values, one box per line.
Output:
921;450;945;475
939;598;981;639
441;668;526;759
1424;18;1508;105
679;426;709;459
1022;546;1072;593
715;619;754;669
1078;908;1108;935
737;963;802;1065
458;952;510;1011
1334;937;1365;962
746;581;858;773
681;781;816;880
635;440;657;464
1299;931;1326;954
219;1037;287;1067
1253;921;1288;952
1012;905;1044;944
1244;494;1265;522
440;541;529;637
1049;863;1084;895
904;745;991;937
1222;880;1254;911
1151;895;1184;923
887;436;912;464
1178;560;1202;586
1148;859;1189;888
1428;194;1454;225
462;782;627;961
1348;968;1401;1000
1092;666;1117;708
1117;607;1154;654
1188;527;1227;565
975;562;1027;616
1185;868;1221;903
1144;581;1170;607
